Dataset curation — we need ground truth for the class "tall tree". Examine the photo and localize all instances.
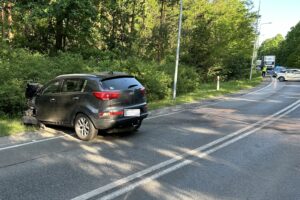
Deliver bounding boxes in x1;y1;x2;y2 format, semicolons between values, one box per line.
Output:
13;0;99;52
258;34;284;62
1;1;13;42
278;21;300;67
6;1;12;41
181;0;256;80
1;1;5;41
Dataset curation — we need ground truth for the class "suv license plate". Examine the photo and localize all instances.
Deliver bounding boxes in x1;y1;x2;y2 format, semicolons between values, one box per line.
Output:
124;109;140;117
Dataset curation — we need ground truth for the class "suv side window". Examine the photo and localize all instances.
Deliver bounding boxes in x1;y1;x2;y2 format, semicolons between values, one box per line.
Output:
43;81;61;95
62;79;86;93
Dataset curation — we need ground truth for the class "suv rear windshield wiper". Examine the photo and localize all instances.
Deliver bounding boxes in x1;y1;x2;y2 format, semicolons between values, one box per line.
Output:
128;84;138;89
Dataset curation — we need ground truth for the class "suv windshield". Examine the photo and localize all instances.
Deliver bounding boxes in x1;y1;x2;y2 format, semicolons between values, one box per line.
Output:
101;77;142;90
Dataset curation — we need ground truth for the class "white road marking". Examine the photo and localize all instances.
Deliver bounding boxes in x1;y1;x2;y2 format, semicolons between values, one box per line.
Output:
0;78;275;151
99;102;300;200
246;77;274;95
71;99;300;200
0;136;65;152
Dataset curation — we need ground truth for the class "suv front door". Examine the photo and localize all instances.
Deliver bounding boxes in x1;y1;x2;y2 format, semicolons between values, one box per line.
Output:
35;80;61;123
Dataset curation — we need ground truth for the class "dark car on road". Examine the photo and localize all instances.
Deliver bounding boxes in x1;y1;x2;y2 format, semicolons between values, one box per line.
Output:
30;72;148;140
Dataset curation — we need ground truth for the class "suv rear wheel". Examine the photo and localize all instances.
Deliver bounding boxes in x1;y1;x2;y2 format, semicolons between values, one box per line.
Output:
75;114;98;141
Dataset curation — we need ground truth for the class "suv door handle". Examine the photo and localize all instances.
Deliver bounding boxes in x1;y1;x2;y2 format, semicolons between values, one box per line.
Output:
50;98;56;102
73;97;79;100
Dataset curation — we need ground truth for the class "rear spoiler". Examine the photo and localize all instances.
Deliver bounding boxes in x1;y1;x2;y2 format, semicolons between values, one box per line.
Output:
100;74;134;82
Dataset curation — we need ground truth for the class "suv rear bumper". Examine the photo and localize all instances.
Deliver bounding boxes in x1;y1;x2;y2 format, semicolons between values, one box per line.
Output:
93;113;148;130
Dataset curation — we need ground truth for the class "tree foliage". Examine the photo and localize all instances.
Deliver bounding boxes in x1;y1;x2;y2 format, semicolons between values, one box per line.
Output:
258;34;284;63
277;21;300;67
2;0;256;69
0;0;260;115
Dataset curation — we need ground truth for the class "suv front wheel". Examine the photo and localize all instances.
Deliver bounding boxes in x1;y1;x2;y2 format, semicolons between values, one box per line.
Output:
75;114;98;141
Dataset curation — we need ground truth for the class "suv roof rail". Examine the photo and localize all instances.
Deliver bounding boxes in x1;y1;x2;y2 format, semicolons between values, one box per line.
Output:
56;74;98;78
55;72;130;79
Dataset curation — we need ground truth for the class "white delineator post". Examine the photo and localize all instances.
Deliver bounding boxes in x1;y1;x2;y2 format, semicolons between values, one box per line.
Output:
217;76;220;91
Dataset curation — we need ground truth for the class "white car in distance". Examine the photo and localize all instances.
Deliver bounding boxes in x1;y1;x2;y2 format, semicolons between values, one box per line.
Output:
277;69;300;82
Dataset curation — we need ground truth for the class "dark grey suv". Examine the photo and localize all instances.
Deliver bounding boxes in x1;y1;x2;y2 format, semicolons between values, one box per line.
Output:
33;72;148;140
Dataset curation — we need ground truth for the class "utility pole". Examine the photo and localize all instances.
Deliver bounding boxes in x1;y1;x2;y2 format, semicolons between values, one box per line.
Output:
249;0;261;80
172;0;183;100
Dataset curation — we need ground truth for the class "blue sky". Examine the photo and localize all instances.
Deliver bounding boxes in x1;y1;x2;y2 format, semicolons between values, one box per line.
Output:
252;0;300;43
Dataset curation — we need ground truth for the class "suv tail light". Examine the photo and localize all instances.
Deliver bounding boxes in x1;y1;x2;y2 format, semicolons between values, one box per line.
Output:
140;87;146;96
93;91;121;100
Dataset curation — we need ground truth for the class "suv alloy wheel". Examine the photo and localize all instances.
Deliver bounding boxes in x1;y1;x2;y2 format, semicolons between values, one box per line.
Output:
75;114;98;141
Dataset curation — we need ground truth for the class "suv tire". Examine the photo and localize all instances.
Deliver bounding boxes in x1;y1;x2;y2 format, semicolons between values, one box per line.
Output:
75;114;98;141
278;76;285;82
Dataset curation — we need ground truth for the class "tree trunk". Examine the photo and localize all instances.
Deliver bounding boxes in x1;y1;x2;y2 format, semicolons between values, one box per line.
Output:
7;1;12;42
129;0;136;50
1;2;5;41
55;17;64;51
158;0;166;62
110;12;116;50
63;17;69;49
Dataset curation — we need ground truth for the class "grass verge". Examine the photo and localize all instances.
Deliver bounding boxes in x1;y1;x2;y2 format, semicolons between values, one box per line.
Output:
148;76;263;110
0;118;36;137
0;76;262;137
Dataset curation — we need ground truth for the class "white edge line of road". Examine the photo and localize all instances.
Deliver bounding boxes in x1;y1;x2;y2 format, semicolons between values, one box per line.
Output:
71;99;300;200
0;77;274;151
0;135;65;152
246;77;274;95
99;102;300;200
146;77;275;120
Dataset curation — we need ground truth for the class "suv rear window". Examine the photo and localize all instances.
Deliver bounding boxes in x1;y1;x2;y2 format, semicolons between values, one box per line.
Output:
101;77;142;90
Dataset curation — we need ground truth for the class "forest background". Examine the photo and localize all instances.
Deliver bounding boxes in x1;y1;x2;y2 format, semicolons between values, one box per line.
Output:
0;0;299;117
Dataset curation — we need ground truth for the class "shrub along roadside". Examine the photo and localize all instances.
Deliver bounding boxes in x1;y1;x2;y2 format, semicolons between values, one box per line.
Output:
0;118;35;137
0;76;262;137
0;46;200;116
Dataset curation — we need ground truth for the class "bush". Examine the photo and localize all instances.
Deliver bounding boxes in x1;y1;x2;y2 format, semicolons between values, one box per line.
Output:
0;46;201;116
97;58;173;101
160;62;201;95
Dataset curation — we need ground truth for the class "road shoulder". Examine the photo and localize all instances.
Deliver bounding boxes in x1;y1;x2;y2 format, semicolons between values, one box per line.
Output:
0;77;272;146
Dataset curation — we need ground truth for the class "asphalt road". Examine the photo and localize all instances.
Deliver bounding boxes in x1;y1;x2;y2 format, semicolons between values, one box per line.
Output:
0;78;299;200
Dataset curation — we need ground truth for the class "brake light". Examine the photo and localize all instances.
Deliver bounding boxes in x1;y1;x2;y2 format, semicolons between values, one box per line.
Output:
93;91;121;100
140;87;146;96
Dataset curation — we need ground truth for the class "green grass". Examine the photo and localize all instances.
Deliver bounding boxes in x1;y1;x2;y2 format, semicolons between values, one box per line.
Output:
0;76;262;137
0;118;36;137
148;76;262;110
